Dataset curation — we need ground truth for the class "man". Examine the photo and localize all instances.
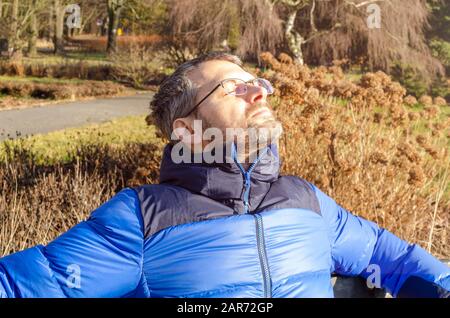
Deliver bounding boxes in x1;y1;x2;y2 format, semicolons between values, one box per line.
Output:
0;52;449;298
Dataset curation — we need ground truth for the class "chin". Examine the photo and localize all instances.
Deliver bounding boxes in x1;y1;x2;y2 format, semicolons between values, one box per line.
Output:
247;118;283;148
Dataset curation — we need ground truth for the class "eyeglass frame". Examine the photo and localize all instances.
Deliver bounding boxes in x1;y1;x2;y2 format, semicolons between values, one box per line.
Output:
183;77;273;118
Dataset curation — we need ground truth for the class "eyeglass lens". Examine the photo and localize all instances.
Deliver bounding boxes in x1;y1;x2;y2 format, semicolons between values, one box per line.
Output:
222;78;274;96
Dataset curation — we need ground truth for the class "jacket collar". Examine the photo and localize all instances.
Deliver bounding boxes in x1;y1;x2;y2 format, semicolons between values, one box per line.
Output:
159;142;280;213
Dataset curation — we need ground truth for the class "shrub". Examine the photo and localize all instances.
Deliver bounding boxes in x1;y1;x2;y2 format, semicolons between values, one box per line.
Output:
419;95;433;106
434;96;447;106
430;39;450;74
110;43;166;88
404;95;418;106
391;63;429;98
260;52;450;258
0;141;163;256
0;80;125;100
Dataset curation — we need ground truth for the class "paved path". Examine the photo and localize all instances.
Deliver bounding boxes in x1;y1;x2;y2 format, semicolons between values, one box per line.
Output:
0;93;153;141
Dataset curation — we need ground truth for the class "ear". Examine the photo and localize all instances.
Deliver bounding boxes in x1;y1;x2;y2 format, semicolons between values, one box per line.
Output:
172;117;192;142
172;116;202;144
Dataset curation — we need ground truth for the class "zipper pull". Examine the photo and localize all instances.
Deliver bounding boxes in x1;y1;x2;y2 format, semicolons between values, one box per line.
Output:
242;173;251;214
244;177;250;189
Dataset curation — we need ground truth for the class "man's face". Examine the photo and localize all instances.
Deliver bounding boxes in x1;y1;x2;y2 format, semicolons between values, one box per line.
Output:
178;60;282;150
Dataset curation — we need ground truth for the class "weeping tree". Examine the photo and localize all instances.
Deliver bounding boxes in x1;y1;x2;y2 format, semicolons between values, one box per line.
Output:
267;0;338;65
165;0;345;64
300;0;444;80
271;0;443;78
166;0;443;82
165;0;284;63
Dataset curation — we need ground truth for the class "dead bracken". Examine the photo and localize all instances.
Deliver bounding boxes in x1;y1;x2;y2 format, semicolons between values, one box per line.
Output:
0;52;448;259
259;52;449;258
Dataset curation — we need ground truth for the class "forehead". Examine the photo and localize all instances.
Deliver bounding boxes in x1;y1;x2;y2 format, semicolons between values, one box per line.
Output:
188;60;254;92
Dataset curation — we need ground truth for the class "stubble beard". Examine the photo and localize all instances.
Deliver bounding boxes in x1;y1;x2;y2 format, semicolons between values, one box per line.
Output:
200;101;283;162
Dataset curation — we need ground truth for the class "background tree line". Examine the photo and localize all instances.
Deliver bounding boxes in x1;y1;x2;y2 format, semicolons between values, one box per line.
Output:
0;0;449;97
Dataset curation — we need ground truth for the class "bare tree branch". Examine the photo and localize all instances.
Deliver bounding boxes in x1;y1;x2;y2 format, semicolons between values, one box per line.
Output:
279;0;307;7
304;22;342;43
310;0;317;33
344;0;386;8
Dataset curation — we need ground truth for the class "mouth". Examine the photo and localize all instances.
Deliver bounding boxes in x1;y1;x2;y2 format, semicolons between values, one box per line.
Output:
249;107;272;119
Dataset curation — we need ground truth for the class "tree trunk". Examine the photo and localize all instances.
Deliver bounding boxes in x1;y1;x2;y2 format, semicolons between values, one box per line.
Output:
106;0;124;54
0;0;3;19
28;3;38;57
284;9;305;65
9;0;19;53
47;6;54;42
53;0;65;54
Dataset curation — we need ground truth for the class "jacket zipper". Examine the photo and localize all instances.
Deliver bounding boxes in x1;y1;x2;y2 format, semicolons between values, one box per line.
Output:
242;172;251;213
233;146;272;297
253;213;272;298
236;151;266;214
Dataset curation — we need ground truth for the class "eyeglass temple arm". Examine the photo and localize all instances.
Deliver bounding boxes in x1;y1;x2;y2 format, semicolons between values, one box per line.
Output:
184;83;221;118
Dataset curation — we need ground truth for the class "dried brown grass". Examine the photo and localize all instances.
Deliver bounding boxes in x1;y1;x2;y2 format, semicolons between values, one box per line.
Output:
259;52;449;258
0;141;163;256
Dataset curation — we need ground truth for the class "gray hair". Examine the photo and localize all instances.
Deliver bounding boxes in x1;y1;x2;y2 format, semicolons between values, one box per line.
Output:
147;52;242;140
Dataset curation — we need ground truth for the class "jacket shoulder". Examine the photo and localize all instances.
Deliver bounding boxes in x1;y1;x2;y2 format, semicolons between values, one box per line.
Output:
275;176;321;215
131;184;202;238
89;188;144;233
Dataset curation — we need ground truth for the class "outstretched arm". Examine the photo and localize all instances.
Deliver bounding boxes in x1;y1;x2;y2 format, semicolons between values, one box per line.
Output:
309;182;450;298
0;188;148;298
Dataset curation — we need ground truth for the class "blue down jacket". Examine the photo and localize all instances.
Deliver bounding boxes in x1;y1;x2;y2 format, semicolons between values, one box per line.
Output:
0;143;449;298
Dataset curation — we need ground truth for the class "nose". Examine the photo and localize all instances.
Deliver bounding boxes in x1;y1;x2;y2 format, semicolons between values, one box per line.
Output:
245;84;267;105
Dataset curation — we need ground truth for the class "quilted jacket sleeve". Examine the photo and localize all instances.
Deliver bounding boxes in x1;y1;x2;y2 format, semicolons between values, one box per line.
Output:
309;182;450;298
0;188;148;298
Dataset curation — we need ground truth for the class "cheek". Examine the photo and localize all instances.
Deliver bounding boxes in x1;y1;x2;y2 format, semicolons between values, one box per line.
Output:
226;108;246;127
205;102;247;128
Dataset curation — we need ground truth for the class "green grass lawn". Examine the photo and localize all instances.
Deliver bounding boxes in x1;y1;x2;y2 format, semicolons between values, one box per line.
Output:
64;51;108;62
0;75;87;85
0;115;161;165
22;52;110;66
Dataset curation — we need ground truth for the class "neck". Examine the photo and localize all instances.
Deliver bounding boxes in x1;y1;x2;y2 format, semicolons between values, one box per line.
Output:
175;140;274;168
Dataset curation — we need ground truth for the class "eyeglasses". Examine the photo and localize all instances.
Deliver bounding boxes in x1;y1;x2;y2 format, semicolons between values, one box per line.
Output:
184;77;274;118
